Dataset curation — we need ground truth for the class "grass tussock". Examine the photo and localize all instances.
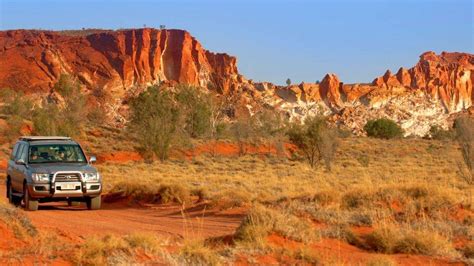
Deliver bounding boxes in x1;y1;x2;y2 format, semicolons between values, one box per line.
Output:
341;184;457;218
463;242;474;259
209;190;252;210
363;225;458;257
0;201;37;239
235;204;319;247
179;240;221;266
73;233;164;265
108;181;191;204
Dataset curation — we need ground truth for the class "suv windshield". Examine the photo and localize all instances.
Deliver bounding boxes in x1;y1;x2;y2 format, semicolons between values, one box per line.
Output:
29;144;87;164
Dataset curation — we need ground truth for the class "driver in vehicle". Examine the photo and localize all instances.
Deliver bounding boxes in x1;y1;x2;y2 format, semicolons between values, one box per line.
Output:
29;147;39;162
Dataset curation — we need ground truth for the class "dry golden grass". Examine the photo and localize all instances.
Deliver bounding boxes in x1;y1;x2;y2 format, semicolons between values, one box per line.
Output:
95;137;473;263
98;138;471;207
72;233;167;265
0;201;37;239
1;136;472;264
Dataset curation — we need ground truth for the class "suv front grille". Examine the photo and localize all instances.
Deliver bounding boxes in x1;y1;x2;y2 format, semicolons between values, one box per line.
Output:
54;173;82;182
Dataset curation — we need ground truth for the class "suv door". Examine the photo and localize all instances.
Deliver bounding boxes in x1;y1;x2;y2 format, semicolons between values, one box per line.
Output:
11;143;27;191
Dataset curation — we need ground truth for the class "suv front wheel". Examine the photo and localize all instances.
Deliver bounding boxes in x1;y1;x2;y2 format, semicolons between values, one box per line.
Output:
86;196;101;210
7;180;21;206
23;185;39;211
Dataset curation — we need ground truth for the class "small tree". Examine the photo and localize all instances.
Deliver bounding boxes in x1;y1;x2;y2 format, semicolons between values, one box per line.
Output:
33;75;86;137
287;116;339;170
454;117;474;178
175;85;212;138
428;125;455;140
129;86;180;162
286;78;291;86
231;117;255;156
0;89;34;141
364;118;403;139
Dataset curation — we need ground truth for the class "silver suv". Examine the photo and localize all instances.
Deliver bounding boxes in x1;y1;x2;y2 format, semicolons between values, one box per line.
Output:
5;136;102;211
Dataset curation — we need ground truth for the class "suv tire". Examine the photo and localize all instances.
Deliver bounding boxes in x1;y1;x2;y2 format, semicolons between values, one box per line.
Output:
23;185;38;211
87;196;101;210
7;181;21;206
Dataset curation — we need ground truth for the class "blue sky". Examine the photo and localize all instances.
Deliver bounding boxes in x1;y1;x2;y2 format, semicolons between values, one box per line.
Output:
0;0;472;85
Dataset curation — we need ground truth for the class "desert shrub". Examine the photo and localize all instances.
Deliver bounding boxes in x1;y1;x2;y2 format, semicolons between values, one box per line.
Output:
0;201;37;239
209;190;252;210
129;86;181;161
393;230;455;257
357;154;370;167
179;240;220;266
86;105;108;125
123;233;161;253
158;184;190;204
32;76;87;137
73;234;163;265
2;115;25;142
364;118;403;139
32;103;60;136
463;242;474;258
0;88;34;118
252;108;287;138
312;190;340;206
54;74;79;98
235;204;319;246
175;85;212;138
363;226;457;257
290;247;320;264
454;117;474;176
364;226;399;253
428;125;455;140
0;89;34;141
108;181;191;204
230;117;256;156
337;128;353;138
321;225;361;245
287;116;339;170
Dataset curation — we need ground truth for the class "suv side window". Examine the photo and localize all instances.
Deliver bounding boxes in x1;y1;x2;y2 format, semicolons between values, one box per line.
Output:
15;144;25;161
10;143;19;160
19;144;28;162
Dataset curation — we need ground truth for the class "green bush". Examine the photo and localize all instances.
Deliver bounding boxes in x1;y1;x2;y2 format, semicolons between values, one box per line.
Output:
287;116;339;170
175;85;212;138
129;86;181;161
454;116;474;176
0;88;34;118
428;125;455;140
32;75;86;137
364;118;403;139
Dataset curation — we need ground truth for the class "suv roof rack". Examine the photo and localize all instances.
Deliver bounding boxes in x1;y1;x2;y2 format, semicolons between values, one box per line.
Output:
19;136;72;141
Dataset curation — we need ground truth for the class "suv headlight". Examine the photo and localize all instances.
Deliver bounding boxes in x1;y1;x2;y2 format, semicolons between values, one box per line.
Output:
83;172;100;182
32;173;50;182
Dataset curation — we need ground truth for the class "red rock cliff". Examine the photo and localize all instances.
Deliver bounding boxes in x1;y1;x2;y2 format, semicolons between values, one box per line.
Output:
371;51;473;112
0;29;240;95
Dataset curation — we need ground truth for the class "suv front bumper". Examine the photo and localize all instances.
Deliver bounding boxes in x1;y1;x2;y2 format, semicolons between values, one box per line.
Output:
27;171;101;199
27;182;102;198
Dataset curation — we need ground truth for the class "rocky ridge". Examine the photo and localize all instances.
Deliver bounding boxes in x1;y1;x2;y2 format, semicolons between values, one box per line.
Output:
0;29;472;136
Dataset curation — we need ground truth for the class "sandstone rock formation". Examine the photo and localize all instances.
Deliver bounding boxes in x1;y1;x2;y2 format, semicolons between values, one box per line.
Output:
0;28;472;136
0;29;240;97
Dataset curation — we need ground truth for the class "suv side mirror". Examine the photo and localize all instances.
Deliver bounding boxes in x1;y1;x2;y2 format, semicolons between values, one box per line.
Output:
89;156;97;164
15;159;26;165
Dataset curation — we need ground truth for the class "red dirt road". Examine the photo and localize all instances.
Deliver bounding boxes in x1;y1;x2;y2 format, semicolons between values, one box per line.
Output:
0;184;244;241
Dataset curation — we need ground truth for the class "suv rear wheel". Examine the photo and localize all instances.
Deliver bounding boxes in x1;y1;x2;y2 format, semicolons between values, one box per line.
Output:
7;180;21;206
86;196;101;210
23;185;38;211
